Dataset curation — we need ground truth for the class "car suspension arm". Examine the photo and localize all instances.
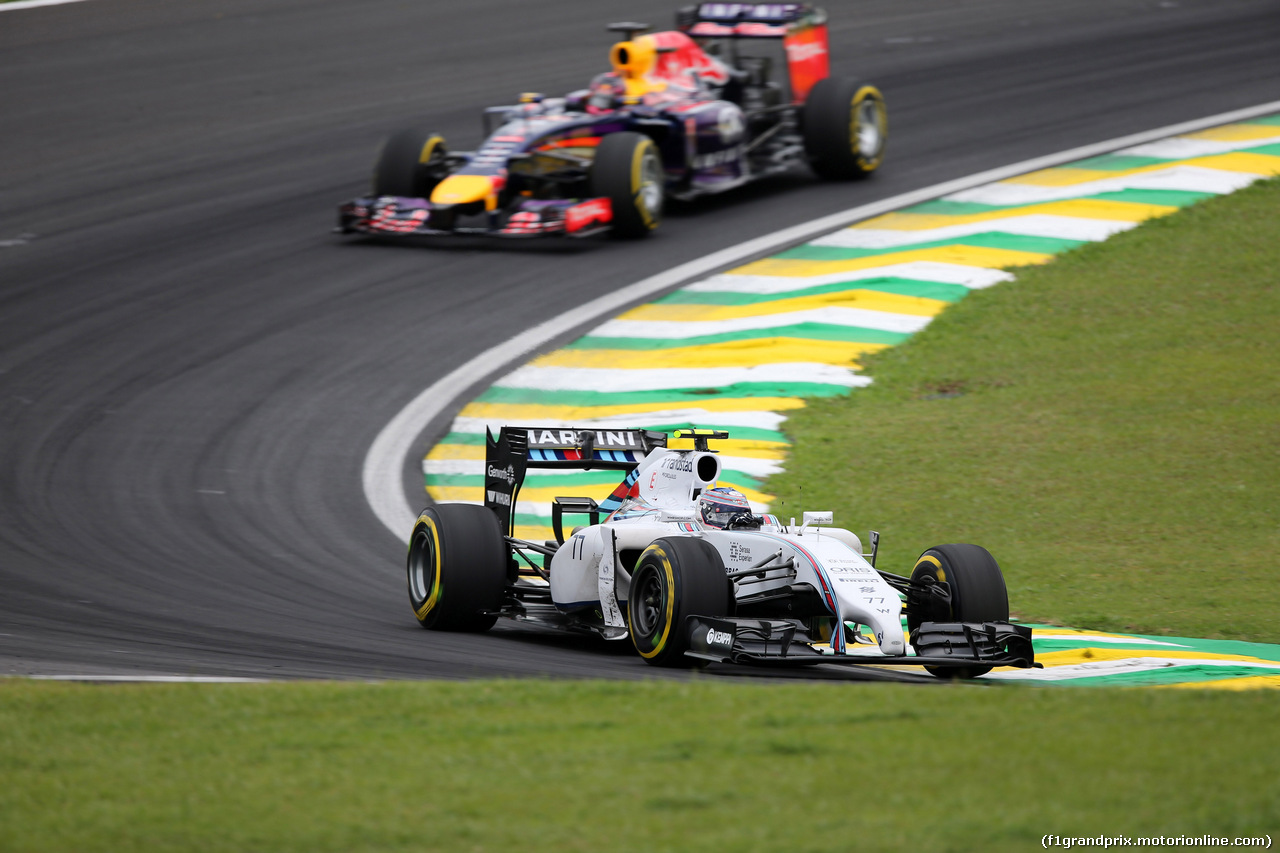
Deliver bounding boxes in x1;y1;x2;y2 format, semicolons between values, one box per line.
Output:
726;550;795;580
506;536;554;581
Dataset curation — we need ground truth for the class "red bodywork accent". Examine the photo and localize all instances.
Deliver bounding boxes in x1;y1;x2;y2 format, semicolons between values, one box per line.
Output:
502;211;563;235
735;22;787;36
688;21;787;37
689;21;733;37
565;197;612;233
784;22;829;102
539;137;602;150
648;30;731;89
368;206;429;234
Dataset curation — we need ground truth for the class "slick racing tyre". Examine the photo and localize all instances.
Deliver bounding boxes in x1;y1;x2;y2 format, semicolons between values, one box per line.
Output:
803;77;887;179
372;128;449;198
407;504;508;632
907;543;1009;679
628;537;730;667
590;132;663;238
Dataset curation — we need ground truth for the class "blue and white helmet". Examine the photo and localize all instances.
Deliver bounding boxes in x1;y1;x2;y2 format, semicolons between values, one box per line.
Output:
697;486;754;529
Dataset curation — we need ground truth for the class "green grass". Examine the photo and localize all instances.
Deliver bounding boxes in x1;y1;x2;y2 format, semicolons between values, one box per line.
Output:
2;679;1277;852
7;159;1279;853
771;177;1280;643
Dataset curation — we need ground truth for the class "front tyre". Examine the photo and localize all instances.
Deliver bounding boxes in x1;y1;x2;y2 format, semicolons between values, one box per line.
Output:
628;537;729;666
591;132;663;238
407;504;508;632
907;543;1009;679
803;78;887;179
373;128;449;198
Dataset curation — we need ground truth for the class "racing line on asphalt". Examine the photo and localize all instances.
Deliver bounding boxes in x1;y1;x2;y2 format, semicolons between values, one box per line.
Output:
366;99;1280;538
7;0;1280;682
367;100;1280;689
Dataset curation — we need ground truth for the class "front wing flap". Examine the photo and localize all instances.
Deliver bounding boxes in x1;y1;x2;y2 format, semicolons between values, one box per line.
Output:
910;621;1036;669
336;195;613;239
685;616;1038;671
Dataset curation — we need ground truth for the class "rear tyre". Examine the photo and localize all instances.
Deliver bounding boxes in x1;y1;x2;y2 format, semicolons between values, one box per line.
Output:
590;132;663;238
803;77;887;179
628;537;729;666
907;543;1009;679
407;504;507;632
373;128;448;198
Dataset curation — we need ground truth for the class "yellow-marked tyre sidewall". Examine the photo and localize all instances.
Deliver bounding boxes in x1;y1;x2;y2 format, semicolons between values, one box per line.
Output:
907;544;1008;679
849;85;887;173
418;135;444;166
803;76;887;180
906;551;946;645
373;127;449;198
629;138;658;230
628;537;730;667
405;504;506;632
407;513;444;627
629;544;678;660
913;552;945;584
907;549;954;634
590;131;662;238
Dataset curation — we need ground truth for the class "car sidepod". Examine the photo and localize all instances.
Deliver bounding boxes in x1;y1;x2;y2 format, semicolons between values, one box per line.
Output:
673;100;749;187
703;529;906;656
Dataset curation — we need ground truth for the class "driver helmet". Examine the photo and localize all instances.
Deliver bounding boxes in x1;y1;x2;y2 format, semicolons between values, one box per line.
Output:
698;486;756;529
586;73;625;114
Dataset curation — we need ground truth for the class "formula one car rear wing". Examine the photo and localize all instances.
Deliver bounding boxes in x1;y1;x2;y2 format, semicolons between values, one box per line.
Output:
676;2;825;30
484;426;667;535
676;3;830;102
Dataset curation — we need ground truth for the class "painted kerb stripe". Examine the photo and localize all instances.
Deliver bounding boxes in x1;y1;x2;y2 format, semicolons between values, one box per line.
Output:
364;99;1280;542
365;102;1280;688
423;111;1280;542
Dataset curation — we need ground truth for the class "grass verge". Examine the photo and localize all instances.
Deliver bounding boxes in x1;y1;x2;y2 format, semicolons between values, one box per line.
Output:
771;177;1280;643
7;158;1278;853
2;679;1277;852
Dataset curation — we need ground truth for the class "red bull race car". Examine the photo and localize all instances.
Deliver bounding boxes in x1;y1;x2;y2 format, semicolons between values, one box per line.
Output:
407;427;1038;679
338;4;888;240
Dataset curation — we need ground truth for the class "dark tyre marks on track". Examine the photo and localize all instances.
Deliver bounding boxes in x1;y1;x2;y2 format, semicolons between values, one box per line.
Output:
1;0;1277;679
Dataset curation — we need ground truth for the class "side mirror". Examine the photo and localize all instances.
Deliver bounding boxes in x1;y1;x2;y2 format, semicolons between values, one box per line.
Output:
800;511;833;534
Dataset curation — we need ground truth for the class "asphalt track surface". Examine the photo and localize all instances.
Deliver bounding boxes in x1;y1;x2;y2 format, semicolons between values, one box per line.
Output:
2;0;1279;681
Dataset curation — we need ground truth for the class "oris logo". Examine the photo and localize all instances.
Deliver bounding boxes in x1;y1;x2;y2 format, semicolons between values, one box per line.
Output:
706;628;733;648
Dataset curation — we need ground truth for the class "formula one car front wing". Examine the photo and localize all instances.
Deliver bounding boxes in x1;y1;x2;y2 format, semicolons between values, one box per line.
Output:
685;615;1039;671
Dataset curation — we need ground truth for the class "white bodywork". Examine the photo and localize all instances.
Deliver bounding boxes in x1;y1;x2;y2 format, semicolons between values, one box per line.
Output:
546;444;906;657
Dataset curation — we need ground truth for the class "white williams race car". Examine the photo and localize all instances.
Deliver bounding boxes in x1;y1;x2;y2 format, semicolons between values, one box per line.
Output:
407;427;1037;678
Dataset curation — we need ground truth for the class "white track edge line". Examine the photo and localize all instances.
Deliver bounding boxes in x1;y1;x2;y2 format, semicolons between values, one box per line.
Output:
364;98;1280;541
26;675;272;683
0;0;95;11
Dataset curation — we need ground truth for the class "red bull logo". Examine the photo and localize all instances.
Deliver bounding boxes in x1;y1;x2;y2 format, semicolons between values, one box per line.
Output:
784;23;829;102
565;198;612;233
